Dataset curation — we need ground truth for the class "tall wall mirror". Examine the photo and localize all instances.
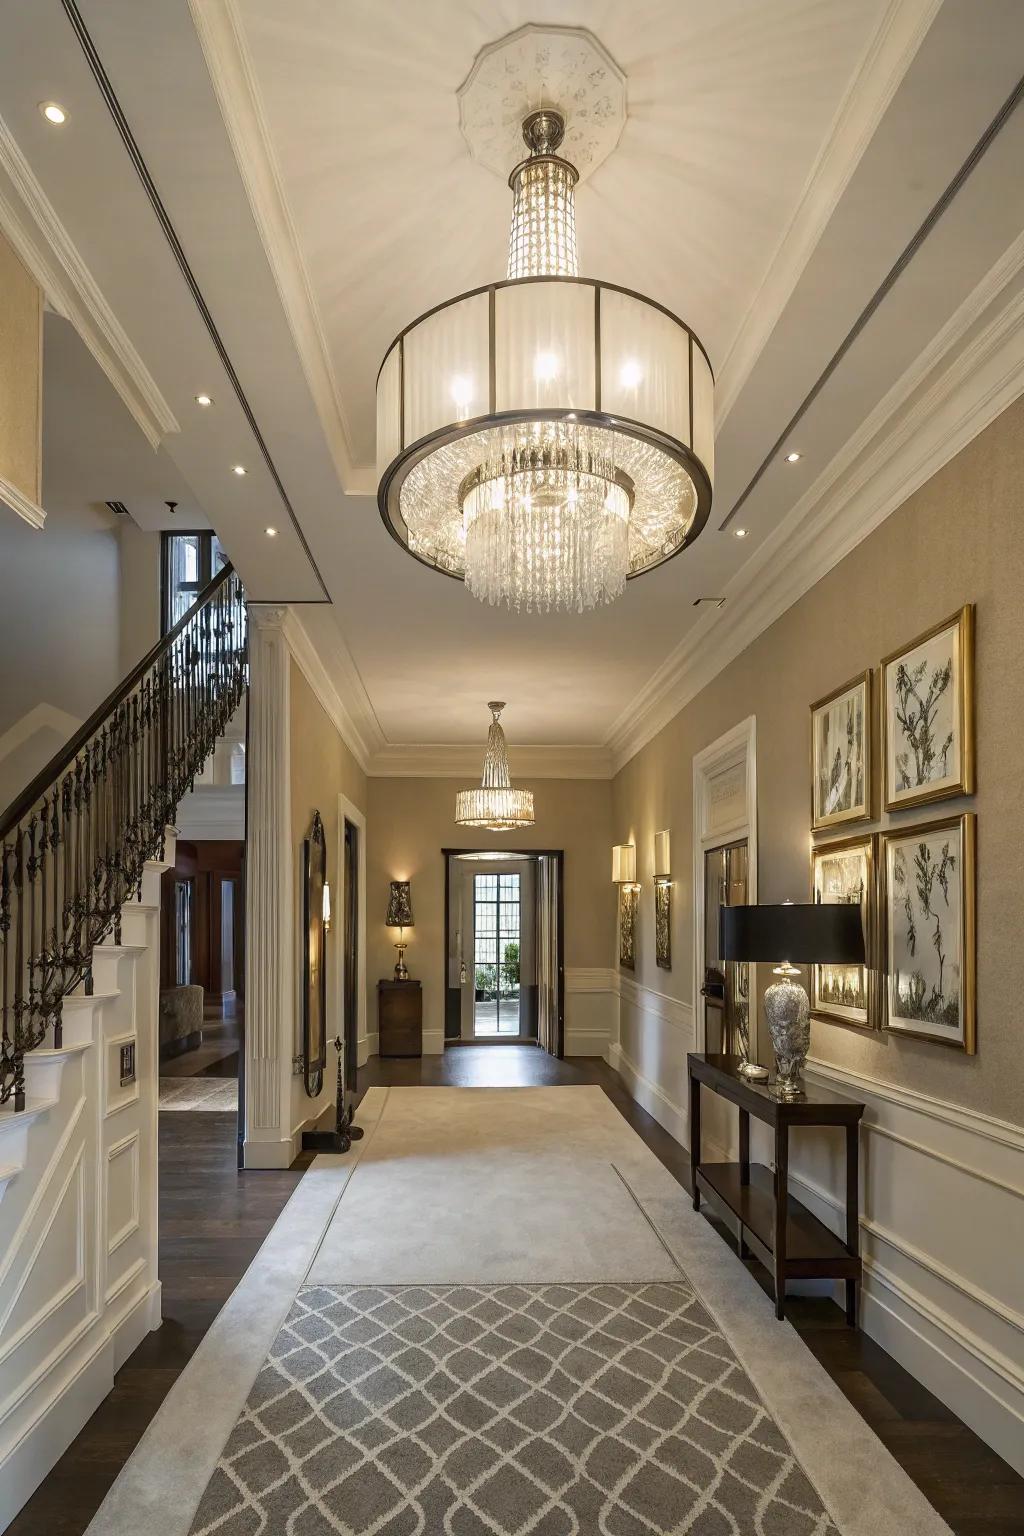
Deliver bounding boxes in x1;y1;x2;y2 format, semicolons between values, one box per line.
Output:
302;810;328;1097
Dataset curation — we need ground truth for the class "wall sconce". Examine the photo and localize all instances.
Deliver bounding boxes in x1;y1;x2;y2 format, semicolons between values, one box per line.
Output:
612;845;639;971
322;880;332;931
653;830;671;884
612;844;638;889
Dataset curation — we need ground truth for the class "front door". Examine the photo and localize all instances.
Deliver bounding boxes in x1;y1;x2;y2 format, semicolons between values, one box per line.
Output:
702;839;750;1058
463;868;522;1038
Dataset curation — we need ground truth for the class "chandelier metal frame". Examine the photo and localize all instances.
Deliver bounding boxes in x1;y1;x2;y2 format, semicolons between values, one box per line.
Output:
377;274;714;581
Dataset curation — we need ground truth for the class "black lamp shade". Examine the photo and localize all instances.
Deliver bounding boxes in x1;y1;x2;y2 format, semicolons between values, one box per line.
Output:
386;881;413;928
720;902;864;965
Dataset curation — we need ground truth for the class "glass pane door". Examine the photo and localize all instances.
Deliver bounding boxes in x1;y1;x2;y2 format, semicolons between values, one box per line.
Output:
473;872;521;1036
702;840;749;1057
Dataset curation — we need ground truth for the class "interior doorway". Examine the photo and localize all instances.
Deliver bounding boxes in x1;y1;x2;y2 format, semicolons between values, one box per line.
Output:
443;850;564;1054
158;838;245;1111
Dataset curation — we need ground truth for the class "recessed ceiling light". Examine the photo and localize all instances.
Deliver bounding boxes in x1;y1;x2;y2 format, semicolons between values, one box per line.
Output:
195;393;213;407
232;464;247;476
785;451;802;463
40;101;67;125
265;526;277;537
734;527;748;538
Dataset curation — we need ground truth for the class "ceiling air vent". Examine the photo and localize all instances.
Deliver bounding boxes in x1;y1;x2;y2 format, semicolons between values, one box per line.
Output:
692;597;726;609
105;500;130;517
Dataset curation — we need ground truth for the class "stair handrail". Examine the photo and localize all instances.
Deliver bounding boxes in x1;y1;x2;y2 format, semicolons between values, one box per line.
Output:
1;562;247;1110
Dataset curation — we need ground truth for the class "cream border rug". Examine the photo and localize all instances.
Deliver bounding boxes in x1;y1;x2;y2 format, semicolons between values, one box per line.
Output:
86;1086;951;1536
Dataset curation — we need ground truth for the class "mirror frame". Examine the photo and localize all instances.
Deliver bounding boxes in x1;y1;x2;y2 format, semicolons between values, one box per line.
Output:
302;810;328;1097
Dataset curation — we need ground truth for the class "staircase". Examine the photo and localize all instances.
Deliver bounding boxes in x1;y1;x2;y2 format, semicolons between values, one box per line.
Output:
0;565;246;1526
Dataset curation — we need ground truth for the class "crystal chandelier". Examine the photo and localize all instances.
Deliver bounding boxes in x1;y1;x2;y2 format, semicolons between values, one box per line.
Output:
377;104;714;614
455;703;535;830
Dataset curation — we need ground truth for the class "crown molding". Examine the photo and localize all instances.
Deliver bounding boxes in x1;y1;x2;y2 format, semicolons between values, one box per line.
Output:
281;609;381;773
715;0;941;425
0;116;178;451
0;474;45;530
367;742;613;780
189;0;372;494
609;233;1024;771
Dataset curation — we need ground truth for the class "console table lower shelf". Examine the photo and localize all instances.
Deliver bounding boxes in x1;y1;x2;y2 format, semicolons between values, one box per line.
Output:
695;1162;860;1302
688;1052;865;1324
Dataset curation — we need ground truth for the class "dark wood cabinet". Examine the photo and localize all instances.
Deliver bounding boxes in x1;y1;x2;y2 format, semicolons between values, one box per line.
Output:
378;980;422;1058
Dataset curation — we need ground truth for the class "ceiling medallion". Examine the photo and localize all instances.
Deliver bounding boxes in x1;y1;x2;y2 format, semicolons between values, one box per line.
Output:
376;29;714;615
455;703;535;831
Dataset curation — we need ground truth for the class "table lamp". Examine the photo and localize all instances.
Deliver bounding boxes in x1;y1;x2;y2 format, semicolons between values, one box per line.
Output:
720;902;864;1098
386;880;414;980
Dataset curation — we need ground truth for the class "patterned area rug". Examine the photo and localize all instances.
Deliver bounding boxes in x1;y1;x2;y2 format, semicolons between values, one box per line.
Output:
159;1077;238;1112
188;1280;839;1535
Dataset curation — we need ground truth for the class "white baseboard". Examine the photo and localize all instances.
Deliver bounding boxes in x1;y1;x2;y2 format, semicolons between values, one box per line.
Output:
564;1028;612;1057
0;1282;155;1529
860;1261;1024;1478
356;1031;379;1067
606;1042;688;1146
422;1029;445;1056
242;1136;297;1170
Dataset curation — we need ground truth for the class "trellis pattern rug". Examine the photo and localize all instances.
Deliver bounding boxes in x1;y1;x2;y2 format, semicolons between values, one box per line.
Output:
188;1279;839;1536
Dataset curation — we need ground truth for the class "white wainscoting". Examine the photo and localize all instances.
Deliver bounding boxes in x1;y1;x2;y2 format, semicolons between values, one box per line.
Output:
606;973;694;1144
563;968;618;1057
0;868;165;1529
789;1058;1024;1478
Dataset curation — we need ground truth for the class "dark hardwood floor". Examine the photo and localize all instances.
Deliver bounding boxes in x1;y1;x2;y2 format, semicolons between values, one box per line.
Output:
9;1046;1022;1535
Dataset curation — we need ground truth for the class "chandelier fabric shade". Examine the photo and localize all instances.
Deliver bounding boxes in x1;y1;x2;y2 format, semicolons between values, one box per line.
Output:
377;106;713;616
455;703;535;831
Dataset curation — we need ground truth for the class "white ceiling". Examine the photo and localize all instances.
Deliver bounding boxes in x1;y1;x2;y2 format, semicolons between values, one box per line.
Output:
3;0;1023;757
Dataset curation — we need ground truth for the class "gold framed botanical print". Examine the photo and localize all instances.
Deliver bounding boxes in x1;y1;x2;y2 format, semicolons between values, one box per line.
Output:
810;831;878;1030
880;813;976;1052
810;671;871;832
881;605;974;812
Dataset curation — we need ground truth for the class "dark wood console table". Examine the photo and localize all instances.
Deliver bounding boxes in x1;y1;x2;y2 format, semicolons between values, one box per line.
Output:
687;1053;865;1324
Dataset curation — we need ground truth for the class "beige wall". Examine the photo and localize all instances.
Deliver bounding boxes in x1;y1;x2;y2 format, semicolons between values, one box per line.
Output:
0;231;42;505
612;395;1024;1128
289;659;367;1127
367;777;614;1042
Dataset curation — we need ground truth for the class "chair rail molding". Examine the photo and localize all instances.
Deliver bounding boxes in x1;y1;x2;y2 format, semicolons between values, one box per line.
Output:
243;605;295;1168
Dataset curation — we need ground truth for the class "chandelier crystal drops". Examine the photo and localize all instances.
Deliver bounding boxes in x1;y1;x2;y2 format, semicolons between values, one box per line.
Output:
454;702;535;831
376;104;714;614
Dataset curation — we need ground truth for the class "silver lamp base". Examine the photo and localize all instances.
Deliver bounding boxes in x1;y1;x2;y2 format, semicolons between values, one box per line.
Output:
764;972;810;1099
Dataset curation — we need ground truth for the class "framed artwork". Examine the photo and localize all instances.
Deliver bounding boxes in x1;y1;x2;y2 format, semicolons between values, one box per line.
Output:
655;882;671;970
880;813;976;1052
619;885;638;970
810;671;871;831
810;832;877;1030
882;605;974;811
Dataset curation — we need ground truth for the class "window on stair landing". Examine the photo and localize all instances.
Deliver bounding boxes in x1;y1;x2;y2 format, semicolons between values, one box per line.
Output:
161;531;228;634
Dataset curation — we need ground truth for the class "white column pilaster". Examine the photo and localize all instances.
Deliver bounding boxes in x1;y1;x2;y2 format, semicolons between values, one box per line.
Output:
243;605;295;1167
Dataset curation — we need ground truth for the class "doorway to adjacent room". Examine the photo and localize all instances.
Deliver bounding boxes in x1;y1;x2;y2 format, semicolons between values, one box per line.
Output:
443;850;564;1054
